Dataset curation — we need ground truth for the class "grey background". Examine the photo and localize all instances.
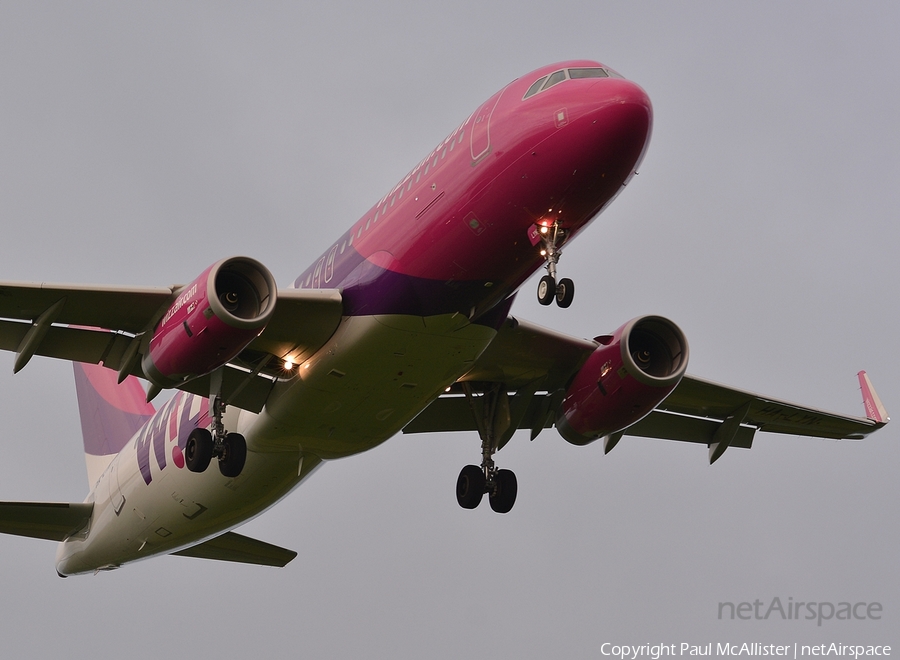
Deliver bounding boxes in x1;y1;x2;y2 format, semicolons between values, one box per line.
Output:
0;2;896;657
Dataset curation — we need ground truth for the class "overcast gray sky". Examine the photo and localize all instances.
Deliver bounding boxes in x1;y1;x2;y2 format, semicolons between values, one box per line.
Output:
0;2;897;657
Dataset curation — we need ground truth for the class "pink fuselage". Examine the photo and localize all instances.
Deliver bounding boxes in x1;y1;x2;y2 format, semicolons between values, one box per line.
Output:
294;60;651;319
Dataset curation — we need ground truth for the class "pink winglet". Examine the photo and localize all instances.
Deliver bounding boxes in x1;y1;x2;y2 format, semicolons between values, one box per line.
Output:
858;371;889;424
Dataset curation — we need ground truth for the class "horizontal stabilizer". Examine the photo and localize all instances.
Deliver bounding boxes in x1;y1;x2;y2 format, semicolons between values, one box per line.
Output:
172;531;297;567
0;501;93;541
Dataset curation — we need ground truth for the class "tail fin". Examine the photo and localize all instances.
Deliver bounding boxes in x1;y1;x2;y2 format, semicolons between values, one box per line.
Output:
73;362;155;488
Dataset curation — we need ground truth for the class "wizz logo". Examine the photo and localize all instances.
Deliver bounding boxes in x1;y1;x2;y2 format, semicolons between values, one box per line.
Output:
135;392;210;485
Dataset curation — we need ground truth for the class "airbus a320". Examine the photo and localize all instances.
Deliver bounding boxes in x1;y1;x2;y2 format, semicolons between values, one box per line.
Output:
0;61;887;576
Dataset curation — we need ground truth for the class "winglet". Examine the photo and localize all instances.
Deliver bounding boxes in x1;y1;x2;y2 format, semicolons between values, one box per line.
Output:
858;371;889;424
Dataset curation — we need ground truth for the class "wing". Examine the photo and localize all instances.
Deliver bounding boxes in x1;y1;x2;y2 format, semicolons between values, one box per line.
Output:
404;316;887;462
0;281;343;412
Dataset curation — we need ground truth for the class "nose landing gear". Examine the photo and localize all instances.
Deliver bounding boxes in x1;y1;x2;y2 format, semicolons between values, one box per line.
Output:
536;221;574;308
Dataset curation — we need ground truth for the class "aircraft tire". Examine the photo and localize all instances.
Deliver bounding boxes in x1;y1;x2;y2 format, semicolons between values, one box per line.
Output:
537;275;556;305
456;465;485;509
556;278;575;308
219;433;247;478
489;469;517;514
185;428;214;473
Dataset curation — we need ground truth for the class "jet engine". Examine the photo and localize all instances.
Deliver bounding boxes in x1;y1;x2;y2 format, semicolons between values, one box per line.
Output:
556;315;688;445
141;257;277;388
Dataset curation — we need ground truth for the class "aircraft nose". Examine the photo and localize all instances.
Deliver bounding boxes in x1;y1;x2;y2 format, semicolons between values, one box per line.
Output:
571;77;652;186
588;77;653;154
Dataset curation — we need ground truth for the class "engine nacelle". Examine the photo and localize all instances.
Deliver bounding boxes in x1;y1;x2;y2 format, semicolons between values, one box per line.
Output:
141;257;277;388
556;315;689;446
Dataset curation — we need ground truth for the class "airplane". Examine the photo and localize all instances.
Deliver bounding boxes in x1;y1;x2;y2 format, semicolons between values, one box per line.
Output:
0;60;888;576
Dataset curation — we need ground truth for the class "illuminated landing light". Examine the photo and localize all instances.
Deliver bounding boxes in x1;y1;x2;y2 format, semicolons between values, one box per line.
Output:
540;249;547;256
283;358;294;371
540;226;549;234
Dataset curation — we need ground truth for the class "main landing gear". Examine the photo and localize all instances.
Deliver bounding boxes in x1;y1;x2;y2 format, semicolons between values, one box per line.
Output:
536;220;574;308
455;383;518;514
456;463;518;514
184;394;247;478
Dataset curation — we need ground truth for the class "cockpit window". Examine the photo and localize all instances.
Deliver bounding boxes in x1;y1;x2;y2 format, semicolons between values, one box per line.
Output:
524;76;548;99
568;67;609;79
523;67;616;101
541;70;566;91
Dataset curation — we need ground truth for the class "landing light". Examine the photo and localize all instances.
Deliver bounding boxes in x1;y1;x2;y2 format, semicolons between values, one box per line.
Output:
283;359;294;370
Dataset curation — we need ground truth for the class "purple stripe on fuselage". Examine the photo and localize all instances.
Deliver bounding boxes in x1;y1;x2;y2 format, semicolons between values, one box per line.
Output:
298;231;511;317
294;245;526;319
73;362;155;457
341;258;496;317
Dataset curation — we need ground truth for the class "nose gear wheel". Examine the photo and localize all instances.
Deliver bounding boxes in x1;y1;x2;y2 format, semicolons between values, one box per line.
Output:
535;220;575;308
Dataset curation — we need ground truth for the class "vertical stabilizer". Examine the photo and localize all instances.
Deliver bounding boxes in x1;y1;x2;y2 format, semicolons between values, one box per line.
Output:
73;363;155;488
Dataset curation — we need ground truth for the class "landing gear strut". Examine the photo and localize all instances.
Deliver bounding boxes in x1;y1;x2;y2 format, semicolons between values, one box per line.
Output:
536;220;574;308
455;383;518;514
184;392;247;478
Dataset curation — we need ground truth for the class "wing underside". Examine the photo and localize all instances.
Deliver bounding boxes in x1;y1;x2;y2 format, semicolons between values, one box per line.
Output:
0;281;344;412
403;316;886;459
0;279;885;450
